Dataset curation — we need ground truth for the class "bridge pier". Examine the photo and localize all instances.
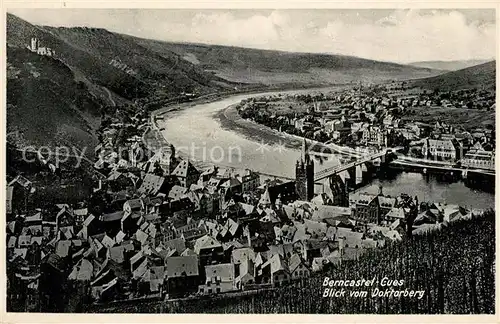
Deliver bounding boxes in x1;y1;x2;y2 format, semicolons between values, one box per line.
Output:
346;166;356;188
314;178;330;196
313;171;350;206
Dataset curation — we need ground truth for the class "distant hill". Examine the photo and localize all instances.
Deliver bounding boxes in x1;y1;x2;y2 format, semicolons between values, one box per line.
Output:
7;12;442;99
6;13;238;101
127;37;442;85
6;12;443;150
6;13;241;150
408;59;492;71
411;60;496;91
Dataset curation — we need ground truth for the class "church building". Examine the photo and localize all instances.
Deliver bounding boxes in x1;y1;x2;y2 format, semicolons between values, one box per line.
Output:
295;139;315;201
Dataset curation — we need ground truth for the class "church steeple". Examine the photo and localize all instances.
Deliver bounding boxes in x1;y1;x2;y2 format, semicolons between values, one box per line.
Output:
296;138;315;201
302;138;310;165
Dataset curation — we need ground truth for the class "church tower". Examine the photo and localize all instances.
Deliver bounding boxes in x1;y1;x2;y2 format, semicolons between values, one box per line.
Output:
295;139;315;201
166;144;179;175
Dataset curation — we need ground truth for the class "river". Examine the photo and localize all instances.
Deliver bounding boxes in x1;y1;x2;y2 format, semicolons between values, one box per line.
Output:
353;171;495;210
158;88;495;210
159;87;345;179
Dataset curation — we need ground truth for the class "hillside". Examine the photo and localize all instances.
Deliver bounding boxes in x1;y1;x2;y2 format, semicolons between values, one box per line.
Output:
6;13;239;101
409;59;492;71
411;61;496;91
6;13;243;151
7;12;443;101
128;37;441;85
7;46;103;152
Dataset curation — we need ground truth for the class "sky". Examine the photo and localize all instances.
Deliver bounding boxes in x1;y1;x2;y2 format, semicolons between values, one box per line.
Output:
7;8;497;63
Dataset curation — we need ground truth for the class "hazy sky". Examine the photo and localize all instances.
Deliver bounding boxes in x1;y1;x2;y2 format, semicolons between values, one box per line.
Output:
8;8;496;63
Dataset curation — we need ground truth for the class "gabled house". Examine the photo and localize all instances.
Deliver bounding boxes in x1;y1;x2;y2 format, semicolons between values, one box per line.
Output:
198;263;236;295
171;160;201;189
138;174;170;196
56;206;75;229
288;253;310;280
68;258;94;282
385;207;405;223
90;269;118;302
422;138;461;162
78;214;100;239
265;254;289;287
221;178;242;196
123;199;144;216
130;250;149;279
164;238;186;256
100;211;124;234
234;256;255;290
165;255;200;297
141;266;166;294
378;195;397;218
168;185;187;201
148;144;180;176
193;235;224;266
237;169;260;194
7;175;35;214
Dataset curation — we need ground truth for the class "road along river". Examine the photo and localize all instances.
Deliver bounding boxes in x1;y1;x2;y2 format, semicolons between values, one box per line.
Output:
157;88;495;209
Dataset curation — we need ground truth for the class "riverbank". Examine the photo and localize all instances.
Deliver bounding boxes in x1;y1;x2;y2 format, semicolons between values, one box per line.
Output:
151;83;350;121
149;84;348;151
215;103;336;154
150;85;351;178
150;83;495;209
145;118;294;181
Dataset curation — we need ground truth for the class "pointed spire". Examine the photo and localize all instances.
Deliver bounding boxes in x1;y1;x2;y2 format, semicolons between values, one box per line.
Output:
302;138;310;164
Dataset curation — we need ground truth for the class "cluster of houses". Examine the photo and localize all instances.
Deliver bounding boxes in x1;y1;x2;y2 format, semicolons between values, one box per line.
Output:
6;84;492;310
238;88;495;170
378;81;495;110
7;134;483;310
419;122;495;169
238;95;400;148
5;124;407;307
4;163;388;304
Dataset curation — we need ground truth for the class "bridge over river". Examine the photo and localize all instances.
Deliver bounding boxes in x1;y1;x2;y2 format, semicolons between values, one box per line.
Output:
313;147;404;182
